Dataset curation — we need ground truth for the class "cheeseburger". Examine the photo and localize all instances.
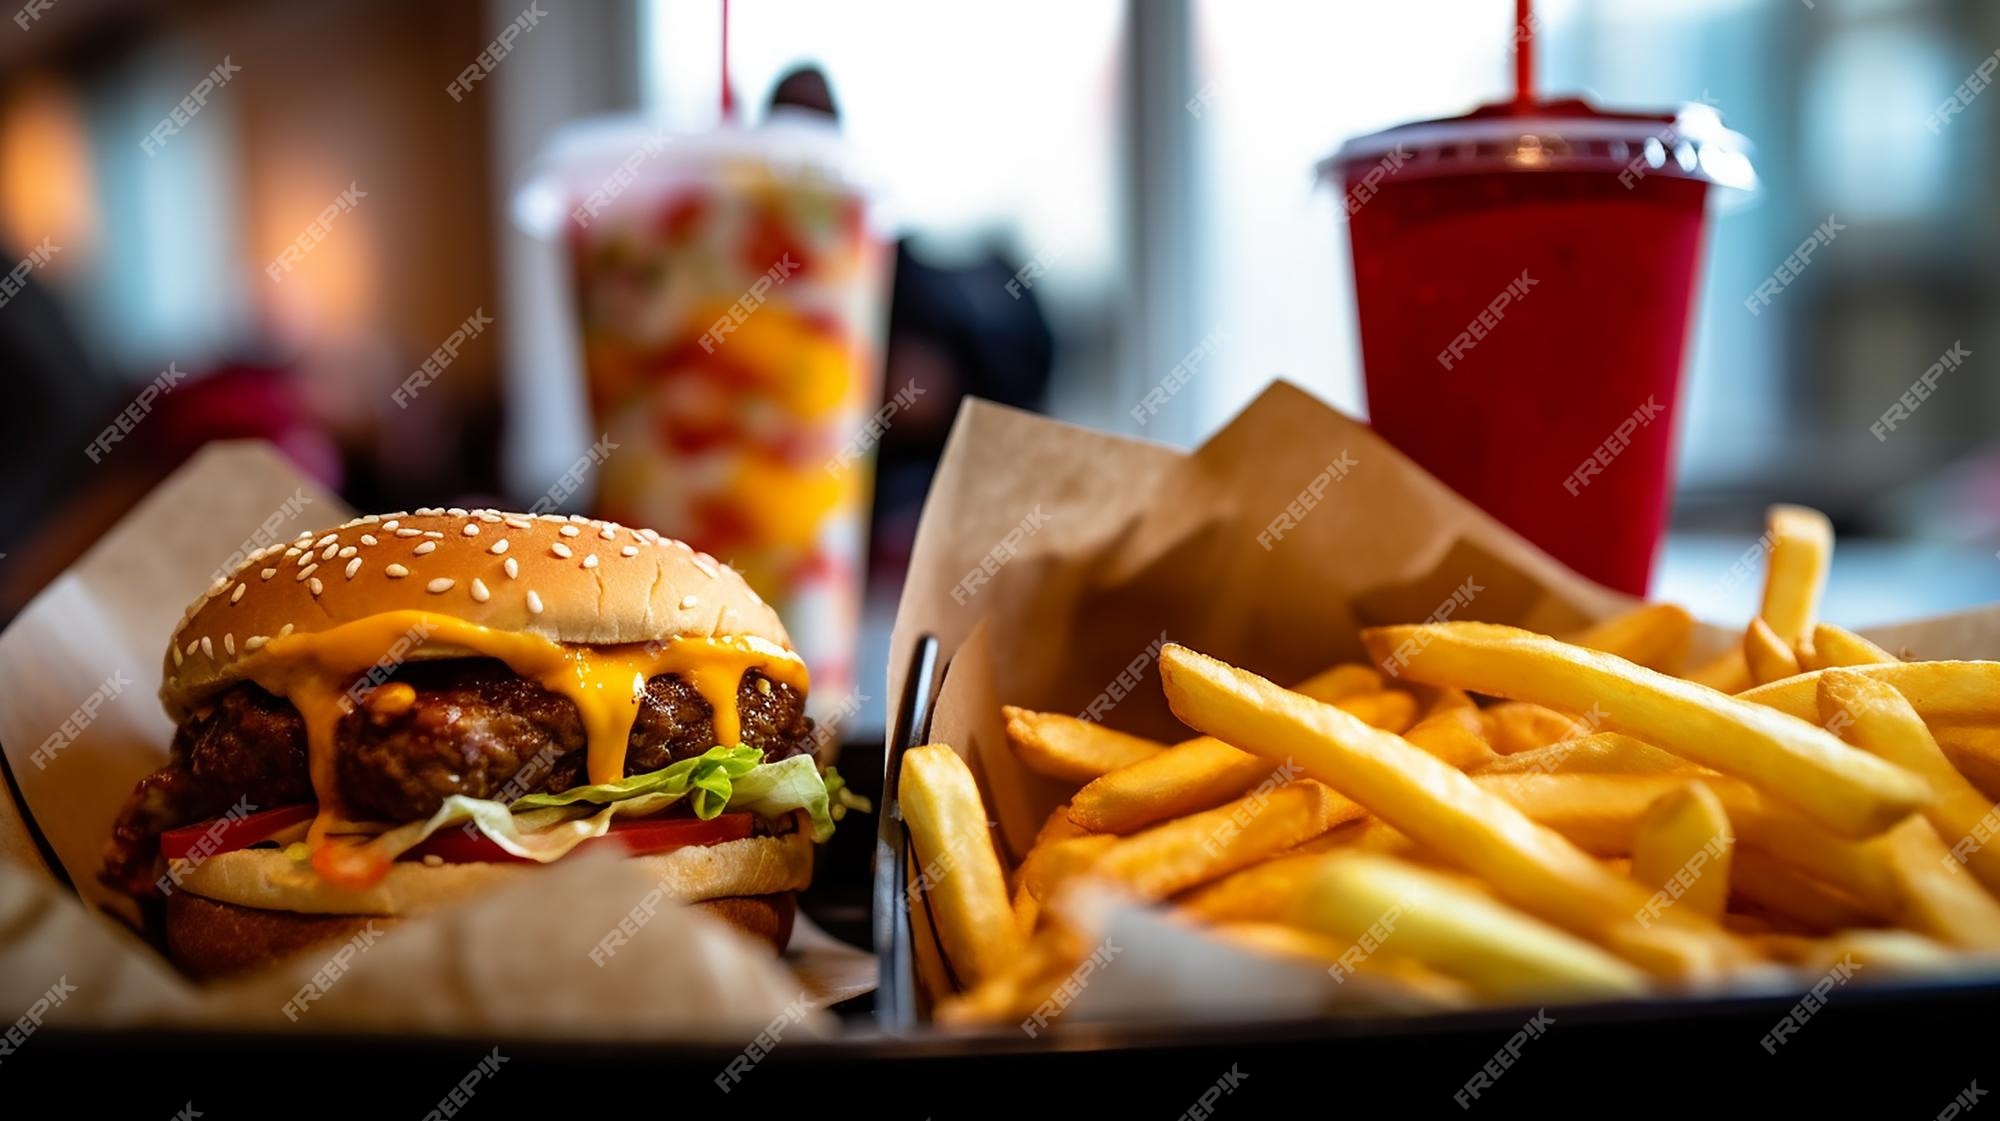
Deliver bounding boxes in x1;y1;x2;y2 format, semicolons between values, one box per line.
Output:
102;508;860;975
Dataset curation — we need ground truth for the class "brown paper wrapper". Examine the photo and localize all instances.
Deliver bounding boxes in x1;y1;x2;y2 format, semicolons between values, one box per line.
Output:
0;442;868;1039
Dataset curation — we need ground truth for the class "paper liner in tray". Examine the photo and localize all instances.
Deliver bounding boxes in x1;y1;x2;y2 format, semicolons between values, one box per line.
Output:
0;442;866;1038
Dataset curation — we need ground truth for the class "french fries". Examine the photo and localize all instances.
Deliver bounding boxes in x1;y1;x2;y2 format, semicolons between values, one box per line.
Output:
915;497;2000;1032
1816;670;2000;897
1630;782;1733;920
1158;645;1737;979
1565;602;1694;673
1797;621;1898;671
1084;780;1360;900
1066;668;1417;834
1297;854;1650;1002
1739;661;2000;726
1759;504;1834;644
1474;732;1694;777
1360;622;1929;839
1481;702;1593;754
1002;706;1166;783
900;744;1023;988
1743;617;1801;686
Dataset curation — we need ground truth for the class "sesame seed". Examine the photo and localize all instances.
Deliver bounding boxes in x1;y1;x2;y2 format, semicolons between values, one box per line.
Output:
559;525;580;538
422;854;445;868
478;512;502;523
448;507;468;517
691;554;718;579
414;541;437;555
200;636;213;658
295;564;318;582
470;578;490;603
296;550;314;566
309;577;324;596
279;623;295;638
230;584;247;604
582;554;599;569
620;545;638;557
383;520;399;530
755;677;772;696
284;546;302;558
551;543;572;559
315;534;337;548
600;526;616;540
360;534;378;546
526;590;544;614
680;595;699;609
185;638;199;657
338;545;358;559
396;528;421;537
423;531;444;539
502;557;519;580
344;557;363;579
320;543;339;560
463;523;480;536
173;646;184;667
489;539;508;555
223;633;236;656
427;577;455;593
245;635;268;652
260;567;278;581
504;517;530;530
386;564;409;578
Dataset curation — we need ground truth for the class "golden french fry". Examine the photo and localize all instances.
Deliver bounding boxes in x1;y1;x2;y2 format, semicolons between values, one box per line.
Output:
1361;622;1928;839
1740;661;2000;726
1477;772;1901;919
1685;649;1753;693
1817;670;2000;898
1872;816;2000;952
1934;727;2000;803
1086;779;1360;900
1402;707;1499;771
1209;922;1474;1008
1476;732;1695;777
1753;928;1959;975
1001;706;1166;784
1631;781;1733;921
1068;669;1432;834
1759;504;1833;644
1797;621;1898;671
1743;617;1802;686
1566;602;1695;674
1177;820;1412;923
1728;849;1874;934
900;743;1023;989
1413;684;1477;715
1482;702;1594;754
1012;803;1095;933
1158;644;1737;979
1297;854;1650;1002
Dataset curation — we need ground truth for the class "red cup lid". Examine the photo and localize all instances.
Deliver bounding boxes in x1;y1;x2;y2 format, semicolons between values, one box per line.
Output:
1320;96;1755;195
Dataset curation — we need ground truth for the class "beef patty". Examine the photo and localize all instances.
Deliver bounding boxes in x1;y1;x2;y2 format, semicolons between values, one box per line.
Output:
102;659;813;896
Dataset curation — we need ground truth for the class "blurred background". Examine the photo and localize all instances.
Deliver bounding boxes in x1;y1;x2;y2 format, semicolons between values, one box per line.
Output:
4;0;2000;737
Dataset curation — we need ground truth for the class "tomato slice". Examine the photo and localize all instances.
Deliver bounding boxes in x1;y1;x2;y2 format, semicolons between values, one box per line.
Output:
159;804;316;861
402;812;756;865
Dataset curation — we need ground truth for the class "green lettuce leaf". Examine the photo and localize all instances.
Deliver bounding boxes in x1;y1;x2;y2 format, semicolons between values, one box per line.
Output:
339;745;855;867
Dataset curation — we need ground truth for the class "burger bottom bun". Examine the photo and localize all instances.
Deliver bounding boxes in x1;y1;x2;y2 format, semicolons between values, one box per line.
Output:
166;892;797;978
163;831;812;977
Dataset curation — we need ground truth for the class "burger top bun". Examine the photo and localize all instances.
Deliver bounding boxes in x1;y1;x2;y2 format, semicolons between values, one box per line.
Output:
162;509;791;720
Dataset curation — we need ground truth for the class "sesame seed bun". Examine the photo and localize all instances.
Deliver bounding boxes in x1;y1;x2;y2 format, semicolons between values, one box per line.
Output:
161;509;791;721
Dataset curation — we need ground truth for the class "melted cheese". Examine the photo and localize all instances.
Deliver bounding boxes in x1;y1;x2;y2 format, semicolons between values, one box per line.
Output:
237;610;807;849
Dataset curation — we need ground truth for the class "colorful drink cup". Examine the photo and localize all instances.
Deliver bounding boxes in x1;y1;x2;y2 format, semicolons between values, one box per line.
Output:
518;115;891;711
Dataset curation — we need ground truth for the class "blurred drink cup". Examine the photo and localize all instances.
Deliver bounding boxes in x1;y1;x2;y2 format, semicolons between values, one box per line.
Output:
520;115;890;711
1323;99;1753;594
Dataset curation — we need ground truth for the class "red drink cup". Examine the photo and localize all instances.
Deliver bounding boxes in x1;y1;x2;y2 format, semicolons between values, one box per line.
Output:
1326;99;1753;594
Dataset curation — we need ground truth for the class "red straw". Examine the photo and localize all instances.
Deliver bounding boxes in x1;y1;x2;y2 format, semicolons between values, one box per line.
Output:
720;0;735;120
1513;0;1534;105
